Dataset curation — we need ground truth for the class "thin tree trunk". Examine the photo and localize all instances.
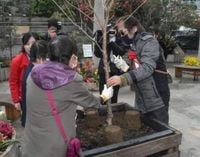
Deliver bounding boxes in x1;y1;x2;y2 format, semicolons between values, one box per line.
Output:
102;23;113;126
93;0;113;125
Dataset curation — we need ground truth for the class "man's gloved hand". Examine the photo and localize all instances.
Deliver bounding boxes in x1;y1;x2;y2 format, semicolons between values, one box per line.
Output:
113;55;129;72
100;84;113;102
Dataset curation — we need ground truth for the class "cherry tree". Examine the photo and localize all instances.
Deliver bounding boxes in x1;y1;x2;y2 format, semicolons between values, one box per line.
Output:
50;0;147;126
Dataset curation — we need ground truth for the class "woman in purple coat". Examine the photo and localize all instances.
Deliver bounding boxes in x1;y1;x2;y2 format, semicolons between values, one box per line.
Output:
21;35;113;157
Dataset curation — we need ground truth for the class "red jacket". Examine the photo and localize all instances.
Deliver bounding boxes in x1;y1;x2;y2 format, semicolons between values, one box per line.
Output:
9;52;30;103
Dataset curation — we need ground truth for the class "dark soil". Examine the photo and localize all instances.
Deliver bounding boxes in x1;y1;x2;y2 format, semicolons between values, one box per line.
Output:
76;112;156;151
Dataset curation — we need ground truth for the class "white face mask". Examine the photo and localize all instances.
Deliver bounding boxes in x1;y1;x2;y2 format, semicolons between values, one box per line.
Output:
69;54;78;69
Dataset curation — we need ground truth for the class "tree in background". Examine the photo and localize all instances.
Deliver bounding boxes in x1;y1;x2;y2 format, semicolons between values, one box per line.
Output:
113;0;198;33
0;0;13;22
29;0;63;17
144;0;199;56
29;0;199;40
115;0;199;57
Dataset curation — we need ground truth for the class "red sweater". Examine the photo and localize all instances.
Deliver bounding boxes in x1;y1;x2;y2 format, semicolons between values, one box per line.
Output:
9;52;30;103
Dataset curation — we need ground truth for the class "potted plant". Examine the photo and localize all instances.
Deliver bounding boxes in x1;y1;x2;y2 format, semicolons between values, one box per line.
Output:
0;120;18;156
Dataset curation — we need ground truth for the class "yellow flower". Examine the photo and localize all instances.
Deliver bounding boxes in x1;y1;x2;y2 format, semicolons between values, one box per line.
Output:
183;56;200;66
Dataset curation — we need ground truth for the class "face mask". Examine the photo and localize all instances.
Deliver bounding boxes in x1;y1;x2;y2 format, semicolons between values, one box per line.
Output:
124;34;130;39
70;64;77;69
69;55;78;69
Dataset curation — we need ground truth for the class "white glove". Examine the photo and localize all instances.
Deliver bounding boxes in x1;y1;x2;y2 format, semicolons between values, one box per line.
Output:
100;84;113;102
113;55;129;72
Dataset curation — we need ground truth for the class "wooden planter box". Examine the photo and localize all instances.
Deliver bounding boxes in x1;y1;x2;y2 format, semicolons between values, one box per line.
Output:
82;104;182;157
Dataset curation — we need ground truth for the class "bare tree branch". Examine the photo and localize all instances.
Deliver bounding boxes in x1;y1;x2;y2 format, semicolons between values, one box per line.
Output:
63;0;94;23
51;0;103;52
114;0;148;28
65;0;105;31
54;0;147;126
63;1;76;21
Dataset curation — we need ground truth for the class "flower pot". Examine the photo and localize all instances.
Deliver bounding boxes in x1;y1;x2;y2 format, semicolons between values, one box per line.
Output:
0;130;18;157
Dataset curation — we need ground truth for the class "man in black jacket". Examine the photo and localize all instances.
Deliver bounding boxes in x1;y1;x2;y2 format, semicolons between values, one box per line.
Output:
94;29;132;103
41;18;62;42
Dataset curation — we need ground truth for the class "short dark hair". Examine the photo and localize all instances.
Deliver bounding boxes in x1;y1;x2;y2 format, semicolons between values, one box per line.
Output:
47;18;62;30
30;40;48;62
118;16;145;33
48;35;77;65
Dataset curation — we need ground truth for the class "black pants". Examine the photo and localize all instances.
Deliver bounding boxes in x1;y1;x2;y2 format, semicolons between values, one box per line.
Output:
99;73;120;103
153;73;170;124
141;106;169;124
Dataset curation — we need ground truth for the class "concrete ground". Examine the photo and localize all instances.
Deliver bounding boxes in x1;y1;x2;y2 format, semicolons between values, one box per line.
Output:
0;63;200;157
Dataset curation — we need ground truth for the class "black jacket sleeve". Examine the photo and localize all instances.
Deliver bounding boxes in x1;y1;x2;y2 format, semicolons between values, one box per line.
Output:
108;42;129;56
94;30;103;58
94;31;130;58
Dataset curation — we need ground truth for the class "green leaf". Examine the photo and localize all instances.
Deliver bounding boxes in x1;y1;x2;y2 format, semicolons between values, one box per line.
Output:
0;140;19;152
